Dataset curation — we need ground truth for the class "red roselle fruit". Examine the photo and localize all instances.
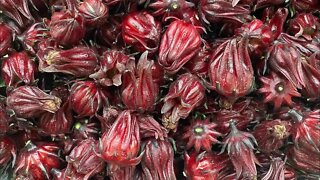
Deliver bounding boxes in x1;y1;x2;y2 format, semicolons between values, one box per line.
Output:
266;42;305;89
122;51;160;112
38;46;98;77
17;22;50;55
213;98;263;134
138;115;168;140
184;151;232;180
49;10;86;46
70;81;109;117
301;52;320;99
259;72;301;110
141;138;176;180
261;157;286;180
66;138;105;179
100;110;143;170
182;118;221;152
288;145;320;174
266;8;288;39
0;136;16;166
278;33;320;57
38;102;74;136
292;0;320;13
0;23;12;56
158;19;201;74
236;19;273;59
6;85;62;118
0;0;34;28
208;37;254;102
78;0;109;27
1;51;37;87
288;109;320;153
14;141;63;180
253;119;291;153
161;73;205;131
288;13;319;40
221;121;260;179
199;0;251;25
89;50;131;87
122;11;161;53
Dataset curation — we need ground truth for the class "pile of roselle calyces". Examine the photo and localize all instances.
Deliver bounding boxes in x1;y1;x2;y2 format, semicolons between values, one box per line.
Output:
0;0;319;179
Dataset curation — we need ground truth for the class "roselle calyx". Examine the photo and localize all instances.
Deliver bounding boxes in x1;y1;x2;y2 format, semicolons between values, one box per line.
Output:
122;51;160;112
89;50;131;87
259;72;301;110
38;101;73;136
161;73;205;131
266;42;305;89
138;115;167;140
199;0;251;25
14;141;63;180
122;11;161;53
236;19;273;59
38;46;98;77
141;138;176;180
1;51;37;87
17;22;50;55
208;37;254;102
78;0;109;27
66;138;105;179
49;10;86;46
158;19;201;74
100;110;143;170
301;52;320;99
0;23;12;56
253;119;291;153
7;85;62;118
70;81;109;117
184;151;231;180
0;0;34;28
288;13;319;40
182;118;221;152
288;109;320;153
221;121;260;179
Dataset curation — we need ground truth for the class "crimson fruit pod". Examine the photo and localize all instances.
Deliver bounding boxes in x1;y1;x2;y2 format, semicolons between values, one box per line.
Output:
100;110;143;170
78;0;109;27
70;81;109;117
122;51;160;112
208;37;254;101
122;11;161;53
38;46;98;77
66;138;105;180
14;141;63;179
141;138;176;180
184;151;232;180
161;73;205;131
49;10;86;46
221;121;259;179
158;20;201;74
89;50;131;87
1;51;37;87
7;86;62;118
